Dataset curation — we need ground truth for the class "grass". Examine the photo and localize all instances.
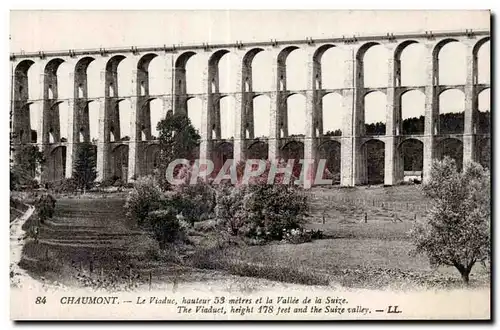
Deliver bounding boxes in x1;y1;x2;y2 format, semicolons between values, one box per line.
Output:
17;185;491;291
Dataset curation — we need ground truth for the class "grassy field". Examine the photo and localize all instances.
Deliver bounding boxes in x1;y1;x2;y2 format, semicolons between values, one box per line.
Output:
17;185;490;291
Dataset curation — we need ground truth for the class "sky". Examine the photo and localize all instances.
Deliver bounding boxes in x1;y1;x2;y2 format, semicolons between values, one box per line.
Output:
10;10;491;140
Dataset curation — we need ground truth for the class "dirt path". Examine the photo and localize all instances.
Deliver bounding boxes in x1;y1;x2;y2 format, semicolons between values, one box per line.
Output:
10;204;38;289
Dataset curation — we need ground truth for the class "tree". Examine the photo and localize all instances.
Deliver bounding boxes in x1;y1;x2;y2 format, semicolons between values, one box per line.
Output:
156;110;201;189
10;144;45;190
410;157;490;284
72;143;97;192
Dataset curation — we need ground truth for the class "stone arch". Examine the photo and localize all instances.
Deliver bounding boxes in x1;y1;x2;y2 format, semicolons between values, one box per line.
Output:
252;94;271;138
137;53;158;96
277;46;300;91
477;88;490;134
312;44;335;90
212;141;234;174
111;144;129;180
400;89;425;135
394;40;427;86
281;140;304;179
74;57;95;98
322;92;342;136
356;42;387;88
247;141;268;160
144;143;161;176
242;48;264;90
44;58;65;100
432;38;465;85
186;97;202;133
105;55;126;97
14;59;35;100
47;145;67;182
436;138;463;171
219;95;236;139
360;139;385;185
477;136;490;169
286;93;306;136
474;37;490;84
13;60;35;144
318;140;341;184
364;90;387;136
438;89;465;134
398;138;423;182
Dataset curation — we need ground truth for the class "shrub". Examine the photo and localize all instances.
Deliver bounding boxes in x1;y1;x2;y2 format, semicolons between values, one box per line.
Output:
215;185;247;236
35;193;56;224
170;181;216;225
125;176;164;226
49;178;78;194
211;181;310;241
145;208;182;249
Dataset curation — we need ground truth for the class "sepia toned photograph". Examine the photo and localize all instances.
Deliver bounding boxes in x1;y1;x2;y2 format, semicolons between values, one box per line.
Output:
9;9;491;320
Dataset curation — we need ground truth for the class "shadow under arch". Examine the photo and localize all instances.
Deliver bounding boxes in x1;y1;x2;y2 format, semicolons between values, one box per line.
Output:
212;141;234;175
435;138;463;171
46;145;67;182
318;140;341;184
281;140;304;179
360;139;385;185
397;138;424;182
247;140;268;160
111;143;129;181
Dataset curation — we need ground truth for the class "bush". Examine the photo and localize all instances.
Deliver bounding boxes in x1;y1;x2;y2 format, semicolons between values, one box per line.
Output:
215;185;247;236
35;193;56;224
125;176;164;226
49;178;78;194
243;184;309;240
170;181;216;225
145;208;183;249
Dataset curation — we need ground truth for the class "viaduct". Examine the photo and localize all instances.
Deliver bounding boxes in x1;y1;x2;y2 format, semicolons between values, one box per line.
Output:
10;29;490;187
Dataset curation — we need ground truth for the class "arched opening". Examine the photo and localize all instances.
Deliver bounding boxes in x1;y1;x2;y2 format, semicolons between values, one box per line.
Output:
320;46;347;89
361;139;385;185
364;91;386;135
358;43;389;88
477;137;490;169
287;94;306;137
281;141;304;179
116;99;131;141
252;50;273;92
148;54;167;96
149;98;163;139
88;101;99;144
396;41;426;86
219;96;236;139
435;40;466;85
145;144;160;176
476;40;490;84
436;138;463;171
218;52;240;94
253;94;271;138
247;141;268;160
281;47;307;91
401;89;425;135
187;97;202;134
212;142;234;175
112;144;129;181
398;139;423;182
48;146;67;182
13;60;35;144
477;88;490;134
322;93;342;136
439;89;465;134
318;140;341;184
